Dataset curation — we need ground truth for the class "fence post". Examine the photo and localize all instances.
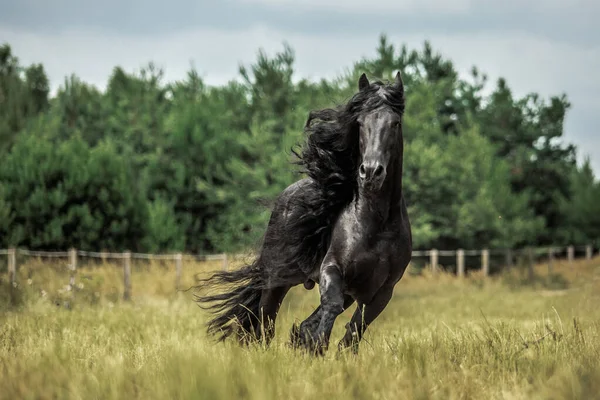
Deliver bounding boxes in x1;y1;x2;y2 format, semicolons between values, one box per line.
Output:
8;248;16;285
527;247;534;281
567;246;574;264
585;245;592;260
430;249;438;272
457;249;465;278
548;247;554;275
175;253;183;290
222;254;228;271
482;249;489;277
69;248;77;289
123;251;132;301
505;248;513;270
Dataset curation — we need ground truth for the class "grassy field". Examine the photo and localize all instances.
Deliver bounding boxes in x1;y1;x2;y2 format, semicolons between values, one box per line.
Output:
1;255;599;399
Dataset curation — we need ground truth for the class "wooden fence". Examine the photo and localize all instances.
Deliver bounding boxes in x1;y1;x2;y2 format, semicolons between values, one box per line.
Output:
1;245;597;301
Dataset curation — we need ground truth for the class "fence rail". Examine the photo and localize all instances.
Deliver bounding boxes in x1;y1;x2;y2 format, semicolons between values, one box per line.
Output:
2;244;597;301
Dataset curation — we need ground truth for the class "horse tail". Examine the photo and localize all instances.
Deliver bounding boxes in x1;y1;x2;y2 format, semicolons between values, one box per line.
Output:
193;258;265;343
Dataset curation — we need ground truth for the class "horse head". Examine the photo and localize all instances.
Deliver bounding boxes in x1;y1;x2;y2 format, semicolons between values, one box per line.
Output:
353;72;405;192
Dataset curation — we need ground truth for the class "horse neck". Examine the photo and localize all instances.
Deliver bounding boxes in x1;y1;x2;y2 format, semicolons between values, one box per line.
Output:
356;152;404;225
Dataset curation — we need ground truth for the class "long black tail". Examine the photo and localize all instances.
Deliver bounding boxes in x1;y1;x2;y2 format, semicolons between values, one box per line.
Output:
193;258;265;343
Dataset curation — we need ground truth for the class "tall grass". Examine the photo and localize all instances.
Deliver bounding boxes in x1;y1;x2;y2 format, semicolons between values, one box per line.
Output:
1;256;599;399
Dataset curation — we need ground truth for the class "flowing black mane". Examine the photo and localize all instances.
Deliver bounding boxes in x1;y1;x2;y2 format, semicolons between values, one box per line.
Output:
294;79;406;202
273;78;406;278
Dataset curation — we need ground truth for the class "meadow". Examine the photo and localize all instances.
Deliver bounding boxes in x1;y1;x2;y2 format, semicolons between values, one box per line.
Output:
1;255;599;400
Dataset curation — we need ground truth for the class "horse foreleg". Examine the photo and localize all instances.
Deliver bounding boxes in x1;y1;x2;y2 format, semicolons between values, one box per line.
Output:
290;305;321;348
301;264;345;355
337;284;395;354
290;295;354;348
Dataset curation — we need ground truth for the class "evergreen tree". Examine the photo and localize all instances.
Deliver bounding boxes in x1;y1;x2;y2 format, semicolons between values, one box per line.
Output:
0;36;594;253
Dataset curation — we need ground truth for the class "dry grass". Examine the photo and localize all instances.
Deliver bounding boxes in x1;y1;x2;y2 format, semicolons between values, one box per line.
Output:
1;255;599;399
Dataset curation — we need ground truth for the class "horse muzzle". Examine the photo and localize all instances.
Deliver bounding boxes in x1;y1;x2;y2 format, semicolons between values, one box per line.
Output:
359;161;386;191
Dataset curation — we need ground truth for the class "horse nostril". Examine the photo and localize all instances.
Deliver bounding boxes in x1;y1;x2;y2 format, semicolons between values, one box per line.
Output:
359;164;367;178
374;165;384;177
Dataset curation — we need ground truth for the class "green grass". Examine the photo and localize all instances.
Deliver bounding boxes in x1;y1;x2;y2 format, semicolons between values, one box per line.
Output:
1;257;599;399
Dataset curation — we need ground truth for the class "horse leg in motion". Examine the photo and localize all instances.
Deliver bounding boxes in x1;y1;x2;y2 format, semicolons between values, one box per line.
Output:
256;285;291;344
337;284;395;353
290;294;355;348
288;261;346;355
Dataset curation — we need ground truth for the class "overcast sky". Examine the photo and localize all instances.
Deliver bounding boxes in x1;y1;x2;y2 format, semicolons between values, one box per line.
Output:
1;0;598;174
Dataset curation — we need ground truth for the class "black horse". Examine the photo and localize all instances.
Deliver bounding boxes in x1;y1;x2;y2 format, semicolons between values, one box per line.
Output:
194;72;412;355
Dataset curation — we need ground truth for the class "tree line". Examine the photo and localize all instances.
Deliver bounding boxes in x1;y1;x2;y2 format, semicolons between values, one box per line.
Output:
0;35;598;254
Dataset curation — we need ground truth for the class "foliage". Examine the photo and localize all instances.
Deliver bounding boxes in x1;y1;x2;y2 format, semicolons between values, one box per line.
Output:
0;34;597;253
556;159;600;246
404;125;543;249
0;134;147;250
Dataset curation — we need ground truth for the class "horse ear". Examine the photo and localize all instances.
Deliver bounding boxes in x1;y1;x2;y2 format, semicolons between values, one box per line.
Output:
394;71;404;93
358;73;369;91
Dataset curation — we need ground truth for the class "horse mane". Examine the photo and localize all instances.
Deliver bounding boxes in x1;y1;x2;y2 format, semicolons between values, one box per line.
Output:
276;78;406;276
293;78;406;203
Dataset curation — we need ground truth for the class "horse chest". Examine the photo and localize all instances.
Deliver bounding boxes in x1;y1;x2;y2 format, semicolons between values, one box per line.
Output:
339;242;391;299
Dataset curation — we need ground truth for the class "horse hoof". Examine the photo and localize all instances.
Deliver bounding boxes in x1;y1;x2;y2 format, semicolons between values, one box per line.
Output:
337;340;360;355
289;324;325;355
308;339;328;357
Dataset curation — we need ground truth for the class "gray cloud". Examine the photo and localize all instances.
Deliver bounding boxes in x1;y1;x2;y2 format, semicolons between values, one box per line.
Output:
1;0;598;174
1;0;598;46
